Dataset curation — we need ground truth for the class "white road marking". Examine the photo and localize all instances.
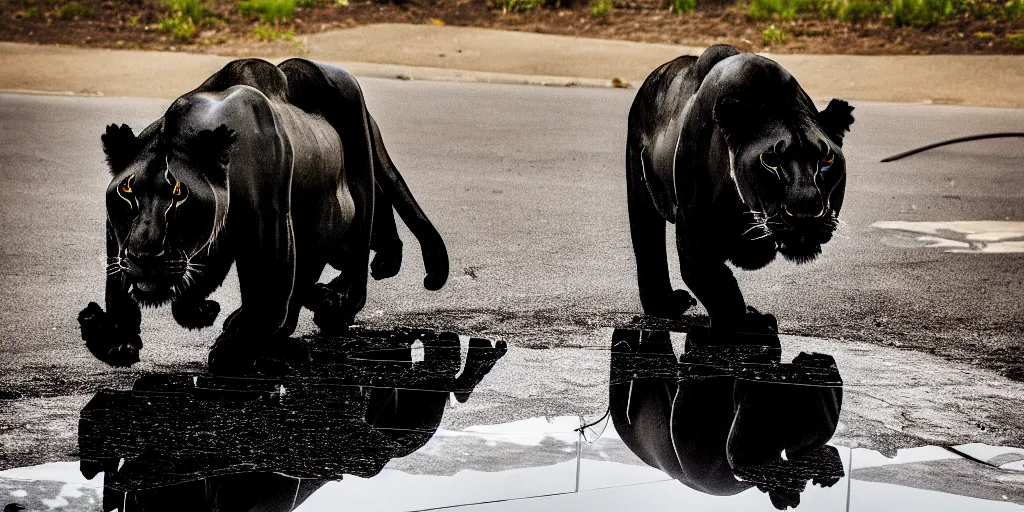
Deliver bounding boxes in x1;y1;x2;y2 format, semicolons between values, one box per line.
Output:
872;221;1024;253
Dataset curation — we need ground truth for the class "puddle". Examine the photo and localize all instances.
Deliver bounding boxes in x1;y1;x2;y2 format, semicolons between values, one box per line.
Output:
872;221;1024;253
1;327;1022;511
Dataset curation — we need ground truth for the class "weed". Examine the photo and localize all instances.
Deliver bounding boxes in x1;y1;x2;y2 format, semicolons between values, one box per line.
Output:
840;0;884;21
296;0;327;6
15;7;42;18
762;23;789;43
166;0;204;22
160;15;198;41
239;0;297;22
495;0;546;13
1008;33;1024;46
673;0;697;12
611;77;630;88
55;2;95;19
974;30;995;38
253;23;295;40
890;0;953;26
592;0;613;15
1007;0;1024;18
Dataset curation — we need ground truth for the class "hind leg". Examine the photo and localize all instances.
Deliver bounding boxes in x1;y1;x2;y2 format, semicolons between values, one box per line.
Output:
370;181;403;281
627;142;695;318
305;185;374;335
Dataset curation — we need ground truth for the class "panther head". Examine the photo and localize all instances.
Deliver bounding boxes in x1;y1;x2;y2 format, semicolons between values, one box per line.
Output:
713;63;855;264
101;122;235;305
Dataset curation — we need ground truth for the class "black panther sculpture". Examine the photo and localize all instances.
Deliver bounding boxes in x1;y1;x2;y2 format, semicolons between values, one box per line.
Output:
626;45;855;335
78;58;449;375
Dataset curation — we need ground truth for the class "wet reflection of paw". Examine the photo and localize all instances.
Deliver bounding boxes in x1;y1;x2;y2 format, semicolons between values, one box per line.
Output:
453;337;507;403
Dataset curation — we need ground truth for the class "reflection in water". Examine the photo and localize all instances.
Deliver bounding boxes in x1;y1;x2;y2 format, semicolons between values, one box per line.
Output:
608;328;844;510
76;329;506;512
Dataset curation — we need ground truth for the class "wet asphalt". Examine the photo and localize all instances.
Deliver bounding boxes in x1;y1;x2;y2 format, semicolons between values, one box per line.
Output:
0;81;1022;467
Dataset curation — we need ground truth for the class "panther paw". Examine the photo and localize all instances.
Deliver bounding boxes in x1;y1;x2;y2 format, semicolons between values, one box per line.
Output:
208;332;258;377
744;305;779;334
171;300;221;330
642;289;697;319
370;245;403;281
313;308;354;335
305;284;356;334
78;302;142;367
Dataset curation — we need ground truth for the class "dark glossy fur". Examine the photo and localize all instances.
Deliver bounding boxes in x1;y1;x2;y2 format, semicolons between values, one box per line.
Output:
78;58;449;374
626;45;855;334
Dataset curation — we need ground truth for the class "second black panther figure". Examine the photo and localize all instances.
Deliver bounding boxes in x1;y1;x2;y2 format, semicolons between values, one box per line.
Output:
626;45;855;337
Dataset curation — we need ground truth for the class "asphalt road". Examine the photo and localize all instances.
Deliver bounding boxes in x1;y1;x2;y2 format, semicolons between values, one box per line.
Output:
0;82;1023;465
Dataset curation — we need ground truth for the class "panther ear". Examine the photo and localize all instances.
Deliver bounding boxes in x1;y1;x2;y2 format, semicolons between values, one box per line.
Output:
713;96;747;139
101;124;141;175
818;99;855;147
191;124;237;188
714;96;765;142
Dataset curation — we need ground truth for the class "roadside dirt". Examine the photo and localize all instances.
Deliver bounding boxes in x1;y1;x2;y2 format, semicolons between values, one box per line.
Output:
2;0;1023;56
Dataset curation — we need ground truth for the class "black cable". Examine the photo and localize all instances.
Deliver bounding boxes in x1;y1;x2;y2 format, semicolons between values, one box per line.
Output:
879;132;1024;163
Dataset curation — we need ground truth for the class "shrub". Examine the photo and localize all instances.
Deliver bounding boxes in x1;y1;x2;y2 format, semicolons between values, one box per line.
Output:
1007;0;1024;18
762;23;789;43
160;16;198;41
592;0;613;15
673;0;697;12
239;0;297;22
1008;33;1024;47
167;0;204;22
55;2;95;19
890;0;954;26
840;0;885;20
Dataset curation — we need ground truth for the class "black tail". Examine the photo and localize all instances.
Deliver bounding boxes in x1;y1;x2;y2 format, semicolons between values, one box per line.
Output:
368;115;450;291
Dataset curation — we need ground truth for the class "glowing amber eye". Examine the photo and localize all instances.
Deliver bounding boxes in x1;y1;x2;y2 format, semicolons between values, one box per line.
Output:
172;181;182;196
120;175;134;194
821;154;835;165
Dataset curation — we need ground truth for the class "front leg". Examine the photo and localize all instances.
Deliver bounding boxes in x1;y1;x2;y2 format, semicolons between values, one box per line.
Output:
78;228;144;367
677;250;780;346
210;215;298;376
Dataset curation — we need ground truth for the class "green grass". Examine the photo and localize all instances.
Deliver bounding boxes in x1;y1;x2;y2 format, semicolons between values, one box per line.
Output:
1008;33;1024;47
239;0;297;22
15;7;42;18
167;0;204;22
160;15;198;41
839;0;884;21
591;0;613;15
55;2;95;19
745;0;1019;25
761;23;789;43
495;0;546;13
891;0;953;26
253;23;295;40
158;0;209;42
673;0;697;12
